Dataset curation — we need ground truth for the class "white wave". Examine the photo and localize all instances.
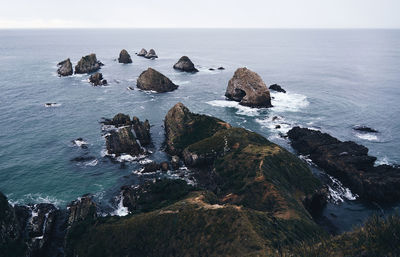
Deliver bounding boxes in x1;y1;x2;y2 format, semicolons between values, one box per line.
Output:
73;139;88;148
112;194;129;217
139;158;153;165
298;155;314;166
172;80;190;85
255;116;292;134
206;100;260;116
44;103;61;108
85;159;98;166
117;154;136;162
270;92;309;112
10;194;65;207
327;175;358;203
355;133;378;141
375;156;390;166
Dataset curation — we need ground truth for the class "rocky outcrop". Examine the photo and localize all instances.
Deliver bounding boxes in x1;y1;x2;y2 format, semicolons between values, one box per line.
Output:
103;113;131;127
118;49;132;64
353;126;378;133
106;127;143;156
0;192;23;248
67;194;97;225
89;72;107;86
131;116;151;146
57;58;73;76
164;103;231;155
287;127;400;203
173;56;198;72
225;68;272;108
144;49;158;59
269;84;286;93
136;68;178;93
74;54;103;74
137;48;147;56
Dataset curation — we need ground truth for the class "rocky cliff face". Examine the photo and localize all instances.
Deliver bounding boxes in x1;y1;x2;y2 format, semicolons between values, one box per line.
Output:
136;68;178;93
74;54;103;74
225;68;272;108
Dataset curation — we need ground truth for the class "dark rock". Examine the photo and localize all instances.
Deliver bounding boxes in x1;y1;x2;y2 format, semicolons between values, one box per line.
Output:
137;48;147;57
0;192;23;246
127;86;134;91
303;186;329;216
72;138;88;148
209;68;215;71
44;103;58;107
103;113;131;127
144;49;158;59
225;67;272;108
218;67;225;70
70;155;96;162
137;68;178;93
57;58;73;76
171;155;180;170
272;116;280;121
173;56;199;72
118;49;132;64
89;72;107;86
269;84;286;93
131;116;151;146
141;162;160;173
67;194;97;225
353;126;378;133
275;125;281;129
287;126;400;203
106;127;143;157
75;53;103;74
160;162;169;172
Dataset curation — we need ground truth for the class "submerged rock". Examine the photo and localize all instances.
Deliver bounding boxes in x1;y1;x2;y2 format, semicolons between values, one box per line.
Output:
144;49;158;59
118;49;132;64
173;56;198;72
353;126;378;133
137;48;147;56
137;68;178;93
225;67;272;108
269;84;286;93
89;72;107;86
75;54;103;74
67;194;97;225
57;58;73;76
287;126;400;203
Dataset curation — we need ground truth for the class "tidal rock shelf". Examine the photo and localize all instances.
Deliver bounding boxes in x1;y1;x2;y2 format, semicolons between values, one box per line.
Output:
287;126;400;203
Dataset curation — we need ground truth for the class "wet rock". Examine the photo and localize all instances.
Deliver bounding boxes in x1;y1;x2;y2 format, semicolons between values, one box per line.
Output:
103;113;131;127
137;48;147;57
303;186;329;216
353;126;378;133
75;53;103;74
72;138;88;149
171;155;180;170
89;72;107;86
127;86;134;91
57;58;73;76
209;68;215;71
173;56;198;72
105;127;143;156
118;49;132;64
137;68;178;93
269;84;286;93
141;162;160;173
0;192;23;246
144;49;158;59
67;194;97;225
131;116;151;146
218;67;225;70
225;67;272;108
160;162;169;172
44;103;58;107
287;126;400;203
275;125;281;129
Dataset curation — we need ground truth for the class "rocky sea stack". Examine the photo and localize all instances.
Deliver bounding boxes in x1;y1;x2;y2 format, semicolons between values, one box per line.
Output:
225;67;272;108
57;58;73;76
136;68;178;92
144;49;158;59
269;84;286;93
173;56;198;72
89;72;107;86
118;49;132;64
74;54;103;74
137;48;147;56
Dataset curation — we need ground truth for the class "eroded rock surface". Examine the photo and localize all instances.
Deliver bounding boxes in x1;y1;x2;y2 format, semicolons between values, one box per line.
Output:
75;54;103;74
173;56;198;72
137;68;178;93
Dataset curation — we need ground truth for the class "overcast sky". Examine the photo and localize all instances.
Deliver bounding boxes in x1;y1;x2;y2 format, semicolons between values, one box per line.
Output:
1;0;399;29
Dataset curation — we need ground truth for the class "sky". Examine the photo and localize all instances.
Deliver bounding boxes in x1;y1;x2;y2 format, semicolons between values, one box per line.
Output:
0;0;399;29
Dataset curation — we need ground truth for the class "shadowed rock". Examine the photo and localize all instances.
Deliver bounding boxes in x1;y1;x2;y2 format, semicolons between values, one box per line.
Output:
269;84;286;93
105;127;143;156
137;48;147;56
353;126;378;133
225;67;272;108
89;72;107;86
173;56;198;72
137;68;178;93
75;54;103;74
57;58;73;76
132;116;151;146
118;49;132;64
67;194;97;225
144;49;158;59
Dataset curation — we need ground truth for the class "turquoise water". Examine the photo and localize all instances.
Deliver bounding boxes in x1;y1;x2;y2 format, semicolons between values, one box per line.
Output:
0;29;399;232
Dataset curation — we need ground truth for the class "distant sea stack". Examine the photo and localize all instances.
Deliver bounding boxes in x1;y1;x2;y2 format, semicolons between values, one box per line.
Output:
136;68;178;93
89;72;107;86
75;54;103;74
137;48;147;56
118;49;132;64
57;58;73;76
144;49;158;59
173;56;198;72
225;67;272;108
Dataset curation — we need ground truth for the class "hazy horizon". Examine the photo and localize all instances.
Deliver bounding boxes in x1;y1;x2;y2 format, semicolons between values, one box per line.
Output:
1;0;399;29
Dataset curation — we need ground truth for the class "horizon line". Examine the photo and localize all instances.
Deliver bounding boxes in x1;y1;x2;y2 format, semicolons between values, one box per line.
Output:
0;27;400;30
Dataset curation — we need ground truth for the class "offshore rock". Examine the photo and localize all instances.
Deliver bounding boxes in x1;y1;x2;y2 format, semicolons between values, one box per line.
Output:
131;116;151;146
353;125;378;133
173;56;198;72
136;68;178;93
74;53;103;74
57;58;73;76
144;49;158;59
137;48;147;56
225;67;272;108
89;72;107;86
118;49;132;64
105;127;143;156
269;84;286;93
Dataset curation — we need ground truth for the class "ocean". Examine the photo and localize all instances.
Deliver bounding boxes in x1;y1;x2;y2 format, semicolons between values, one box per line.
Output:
0;29;399;233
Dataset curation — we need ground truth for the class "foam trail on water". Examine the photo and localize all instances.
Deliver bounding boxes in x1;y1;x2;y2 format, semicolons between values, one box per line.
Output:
270;92;309;113
206;100;260;116
327;175;358;203
112;193;129;217
355;133;378;141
